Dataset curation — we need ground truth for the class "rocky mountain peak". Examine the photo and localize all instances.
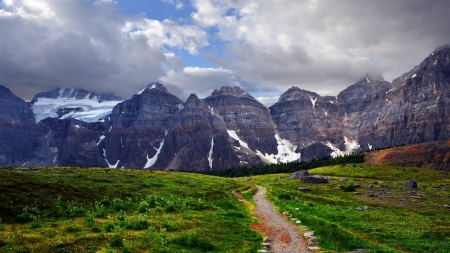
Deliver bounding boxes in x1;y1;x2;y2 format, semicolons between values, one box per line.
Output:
278;86;320;102
0;85;35;122
211;86;253;98
136;82;169;95
358;74;386;84
31;88;123;103
184;94;209;109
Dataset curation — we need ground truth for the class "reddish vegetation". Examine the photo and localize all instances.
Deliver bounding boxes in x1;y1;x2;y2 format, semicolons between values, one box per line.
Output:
364;140;450;170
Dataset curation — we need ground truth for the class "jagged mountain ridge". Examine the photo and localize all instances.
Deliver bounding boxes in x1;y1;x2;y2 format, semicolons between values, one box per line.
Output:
1;45;450;170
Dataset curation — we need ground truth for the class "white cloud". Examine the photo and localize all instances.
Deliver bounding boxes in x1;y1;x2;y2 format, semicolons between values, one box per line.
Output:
190;0;450;96
0;0;208;100
256;96;279;108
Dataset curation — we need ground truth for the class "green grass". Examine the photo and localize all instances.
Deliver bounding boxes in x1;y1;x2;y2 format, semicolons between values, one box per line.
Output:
0;167;261;253
244;164;450;253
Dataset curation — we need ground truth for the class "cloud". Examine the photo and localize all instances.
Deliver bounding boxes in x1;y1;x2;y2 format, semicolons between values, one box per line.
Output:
191;0;450;96
1;0;450;104
256;96;279;108
160;66;260;100
0;0;207;100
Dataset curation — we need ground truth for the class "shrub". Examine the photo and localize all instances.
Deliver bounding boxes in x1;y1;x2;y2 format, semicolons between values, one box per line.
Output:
138;205;148;214
113;202;127;211
65;225;82;233
116;212;126;221
121;245;132;253
172;234;215;251
91;225;101;233
165;205;176;212
133;220;149;230
16;246;30;253
70;207;87;217
94;209;107;218
16;212;33;223
29;221;42;229
100;198;112;206
104;223;115;232
110;233;124;248
340;184;356;192
278;193;292;200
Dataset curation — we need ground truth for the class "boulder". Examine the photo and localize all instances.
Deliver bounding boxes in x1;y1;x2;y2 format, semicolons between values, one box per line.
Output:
302;175;329;184
404;179;418;189
290;170;309;179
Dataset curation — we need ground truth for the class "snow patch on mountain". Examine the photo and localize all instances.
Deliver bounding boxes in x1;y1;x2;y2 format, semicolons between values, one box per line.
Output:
256;133;301;164
32;96;123;123
208;138;214;169
325;137;360;158
227;130;249;149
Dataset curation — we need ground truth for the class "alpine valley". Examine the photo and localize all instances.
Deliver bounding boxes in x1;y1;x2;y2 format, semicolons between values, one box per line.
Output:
1;45;450;170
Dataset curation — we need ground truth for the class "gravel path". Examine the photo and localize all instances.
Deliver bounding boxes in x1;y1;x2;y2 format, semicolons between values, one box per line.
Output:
253;185;309;253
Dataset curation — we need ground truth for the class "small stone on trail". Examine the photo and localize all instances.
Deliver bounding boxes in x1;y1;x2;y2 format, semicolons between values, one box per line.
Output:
298;187;311;192
355;207;363;211
257;250;268;253
263;237;271;243
304;232;314;237
352;192;361;194
339;178;348;182
443;204;450;210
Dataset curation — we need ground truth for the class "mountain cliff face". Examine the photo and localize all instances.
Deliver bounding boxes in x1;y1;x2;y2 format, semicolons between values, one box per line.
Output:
1;45;450;169
204;86;278;157
269;87;341;160
358;45;450;149
0;85;44;165
0;85;35;123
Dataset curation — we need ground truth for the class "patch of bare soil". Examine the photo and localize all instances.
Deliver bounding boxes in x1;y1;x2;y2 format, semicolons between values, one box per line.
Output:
252;186;309;253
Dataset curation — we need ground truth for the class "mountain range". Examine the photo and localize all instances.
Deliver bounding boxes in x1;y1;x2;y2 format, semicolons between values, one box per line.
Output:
1;45;449;170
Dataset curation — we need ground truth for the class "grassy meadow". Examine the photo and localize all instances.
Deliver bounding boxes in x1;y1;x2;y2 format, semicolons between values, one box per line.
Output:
1;164;449;253
243;164;450;253
0;167;261;253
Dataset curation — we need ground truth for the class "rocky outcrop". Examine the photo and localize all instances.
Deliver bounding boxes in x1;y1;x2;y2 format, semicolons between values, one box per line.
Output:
0;85;35;123
359;45;450;149
103;82;184;169
154;94;242;171
204;86;278;156
269;87;342;160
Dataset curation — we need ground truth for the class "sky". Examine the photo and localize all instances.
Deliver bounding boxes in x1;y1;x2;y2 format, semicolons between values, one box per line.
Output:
1;0;450;106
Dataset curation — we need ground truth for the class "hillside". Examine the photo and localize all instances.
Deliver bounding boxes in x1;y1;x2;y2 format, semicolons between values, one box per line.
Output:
0;167;260;253
246;164;450;253
365;140;450;170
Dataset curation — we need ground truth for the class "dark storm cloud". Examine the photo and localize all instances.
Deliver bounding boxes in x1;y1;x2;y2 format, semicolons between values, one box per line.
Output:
1;0;450;106
0;0;203;101
189;0;450;99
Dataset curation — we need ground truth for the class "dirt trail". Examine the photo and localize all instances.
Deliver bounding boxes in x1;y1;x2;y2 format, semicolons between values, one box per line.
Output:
253;185;309;253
